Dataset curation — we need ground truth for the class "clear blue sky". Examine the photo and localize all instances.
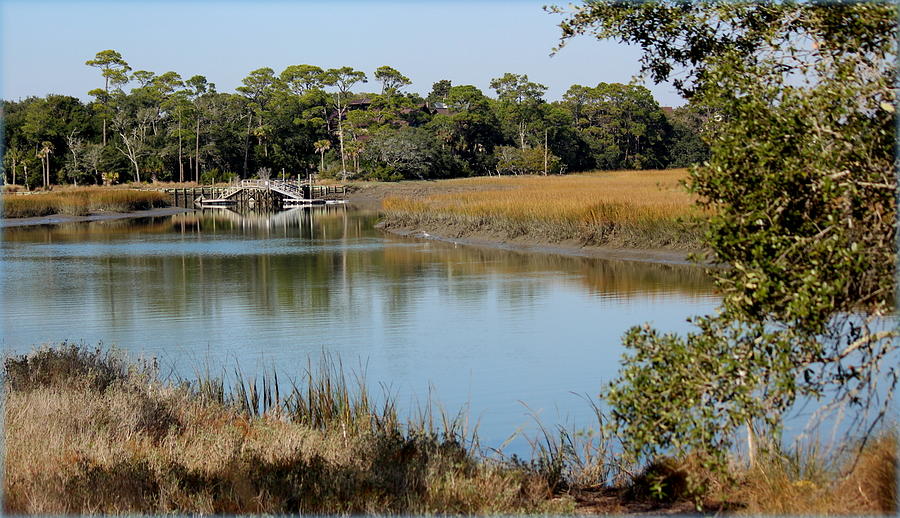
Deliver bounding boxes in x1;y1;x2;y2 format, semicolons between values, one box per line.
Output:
1;0;684;106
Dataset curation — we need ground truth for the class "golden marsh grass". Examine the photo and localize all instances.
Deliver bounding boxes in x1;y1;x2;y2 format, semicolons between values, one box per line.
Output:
2;188;170;218
385;169;697;223
381;170;706;249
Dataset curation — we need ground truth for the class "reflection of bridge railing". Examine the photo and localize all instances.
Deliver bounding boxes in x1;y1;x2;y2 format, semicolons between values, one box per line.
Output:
164;180;347;208
182;203;350;227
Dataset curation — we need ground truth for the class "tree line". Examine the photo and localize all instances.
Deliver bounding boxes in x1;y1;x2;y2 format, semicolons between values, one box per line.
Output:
2;49;708;188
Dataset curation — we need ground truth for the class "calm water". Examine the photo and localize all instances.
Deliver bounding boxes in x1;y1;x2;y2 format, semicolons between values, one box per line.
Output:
1;206;718;453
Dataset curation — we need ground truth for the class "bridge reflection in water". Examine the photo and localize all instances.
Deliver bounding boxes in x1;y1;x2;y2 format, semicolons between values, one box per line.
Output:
167;179;347;210
171;204;360;239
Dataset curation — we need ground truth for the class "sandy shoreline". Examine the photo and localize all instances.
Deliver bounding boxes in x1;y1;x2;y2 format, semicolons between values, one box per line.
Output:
0;206;193;228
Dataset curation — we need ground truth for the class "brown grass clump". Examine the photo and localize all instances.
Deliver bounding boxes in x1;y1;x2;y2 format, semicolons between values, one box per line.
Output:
3;344;573;515
839;433;898;514
579;436;897;516
380;169;706;250
2;188;170;218
728;433;897;515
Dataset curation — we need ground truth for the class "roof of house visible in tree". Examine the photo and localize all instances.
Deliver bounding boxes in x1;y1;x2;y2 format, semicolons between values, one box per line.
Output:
348;96;373;107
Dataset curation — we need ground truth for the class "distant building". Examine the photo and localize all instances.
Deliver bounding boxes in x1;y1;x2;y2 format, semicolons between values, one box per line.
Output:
347;96;374;111
429;102;451;116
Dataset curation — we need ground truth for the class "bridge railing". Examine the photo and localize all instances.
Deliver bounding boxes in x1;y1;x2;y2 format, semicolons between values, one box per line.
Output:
240;178;304;189
240;179;299;189
237;179;346;198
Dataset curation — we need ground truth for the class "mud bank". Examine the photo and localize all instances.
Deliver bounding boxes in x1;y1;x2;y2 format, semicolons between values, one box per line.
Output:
376;219;700;266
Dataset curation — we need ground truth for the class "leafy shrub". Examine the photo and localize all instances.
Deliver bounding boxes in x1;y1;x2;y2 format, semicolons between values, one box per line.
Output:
494;146;561;175
200;168;236;185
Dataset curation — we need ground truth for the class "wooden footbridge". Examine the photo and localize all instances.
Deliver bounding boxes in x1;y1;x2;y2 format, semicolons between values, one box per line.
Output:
166;180;347;210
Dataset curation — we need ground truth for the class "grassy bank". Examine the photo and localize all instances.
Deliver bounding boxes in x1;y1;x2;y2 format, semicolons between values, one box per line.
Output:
4;345;573;515
2;188;170;218
380;170;705;250
4;345;895;515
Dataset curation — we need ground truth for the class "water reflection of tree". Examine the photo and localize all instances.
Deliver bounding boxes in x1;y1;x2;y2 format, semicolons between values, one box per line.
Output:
4;208;714;333
378;240;713;300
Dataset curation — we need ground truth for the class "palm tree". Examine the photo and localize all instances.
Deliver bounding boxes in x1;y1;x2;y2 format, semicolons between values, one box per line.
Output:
38;141;53;189
313;139;331;173
3;146;24;186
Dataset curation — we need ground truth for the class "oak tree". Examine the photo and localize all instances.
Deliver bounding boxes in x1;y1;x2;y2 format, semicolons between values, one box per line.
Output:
553;1;898;473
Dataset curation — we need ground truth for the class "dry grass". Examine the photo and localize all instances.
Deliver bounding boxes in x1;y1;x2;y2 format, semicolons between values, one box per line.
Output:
3;344;572;515
2;188;170;218
5;344;895;515
381;170;706;249
727;434;897;515
612;434;898;515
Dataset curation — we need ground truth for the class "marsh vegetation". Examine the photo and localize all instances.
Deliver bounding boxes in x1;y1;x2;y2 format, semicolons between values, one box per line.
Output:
4;345;895;515
2;188;170;218
380;169;703;250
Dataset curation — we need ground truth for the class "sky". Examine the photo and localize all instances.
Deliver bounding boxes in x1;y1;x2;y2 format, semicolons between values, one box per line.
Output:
1;0;685;107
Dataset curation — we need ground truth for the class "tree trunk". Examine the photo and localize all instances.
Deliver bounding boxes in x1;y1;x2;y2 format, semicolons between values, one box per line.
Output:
334;93;348;181
71;149;79;187
543;128;549;176
23;163;28;190
195;116;201;182
243;111;252;178
11;156;16;185
102;75;109;146
519;121;526;150
118;134;141;183
338;118;347;181
178;118;184;183
746;421;756;468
